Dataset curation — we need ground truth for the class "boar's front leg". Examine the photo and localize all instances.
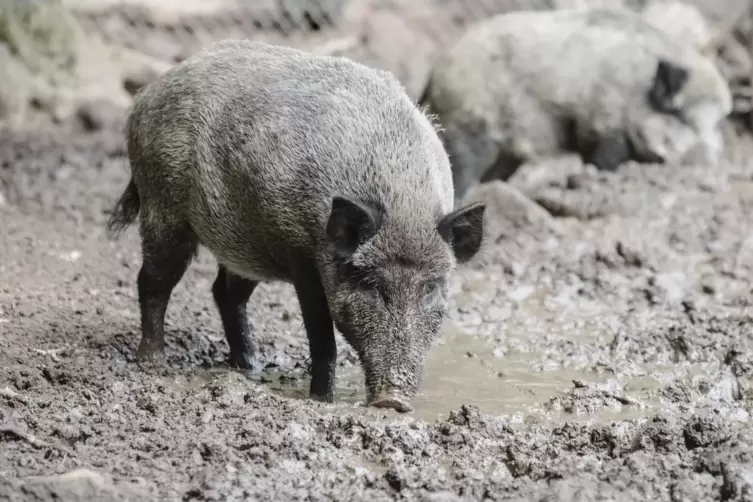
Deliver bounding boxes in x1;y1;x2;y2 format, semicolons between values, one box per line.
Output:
212;265;260;370
293;265;336;403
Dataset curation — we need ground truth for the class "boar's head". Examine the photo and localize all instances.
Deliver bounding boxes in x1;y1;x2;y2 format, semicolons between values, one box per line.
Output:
629;58;732;166
319;194;485;412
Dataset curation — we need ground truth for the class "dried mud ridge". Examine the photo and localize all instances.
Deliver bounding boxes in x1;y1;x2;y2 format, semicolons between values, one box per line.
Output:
1;121;753;501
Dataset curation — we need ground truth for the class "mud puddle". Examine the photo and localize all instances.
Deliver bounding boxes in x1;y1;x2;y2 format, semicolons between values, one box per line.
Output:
154;282;732;427
168;323;661;424
247;326;601;422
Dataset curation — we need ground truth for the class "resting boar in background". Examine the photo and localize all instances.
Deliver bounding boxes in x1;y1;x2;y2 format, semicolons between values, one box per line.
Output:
640;0;713;51
106;40;485;413
419;7;732;204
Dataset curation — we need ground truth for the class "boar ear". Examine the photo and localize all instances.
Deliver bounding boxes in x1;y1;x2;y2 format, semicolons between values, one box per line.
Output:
648;59;689;112
326;195;382;258
437;202;485;264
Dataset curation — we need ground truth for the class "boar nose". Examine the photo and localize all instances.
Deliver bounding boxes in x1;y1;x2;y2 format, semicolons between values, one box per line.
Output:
369;392;413;413
367;387;414;413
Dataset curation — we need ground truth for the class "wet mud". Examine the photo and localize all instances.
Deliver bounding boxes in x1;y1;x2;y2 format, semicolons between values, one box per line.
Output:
1;118;753;501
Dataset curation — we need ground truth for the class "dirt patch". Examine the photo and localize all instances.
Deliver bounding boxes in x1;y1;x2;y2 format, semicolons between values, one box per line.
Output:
1;93;752;501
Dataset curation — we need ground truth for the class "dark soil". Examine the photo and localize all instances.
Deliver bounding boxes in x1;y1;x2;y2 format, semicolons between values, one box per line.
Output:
1;112;752;501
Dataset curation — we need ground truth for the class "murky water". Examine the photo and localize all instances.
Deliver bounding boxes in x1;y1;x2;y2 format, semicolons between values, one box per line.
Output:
246;329;591;421
242;327;665;423
172;289;672;423
170;285;739;424
237;293;634;422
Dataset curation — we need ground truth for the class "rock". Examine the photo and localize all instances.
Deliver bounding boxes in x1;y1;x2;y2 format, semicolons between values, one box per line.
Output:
0;469;148;502
122;66;158;97
74;99;126;132
531;183;620;220
120;54;172;97
465;180;560;237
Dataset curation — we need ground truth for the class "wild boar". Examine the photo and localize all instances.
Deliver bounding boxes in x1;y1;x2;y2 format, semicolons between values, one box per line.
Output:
419;7;732;204
640;0;713;50
107;39;485;413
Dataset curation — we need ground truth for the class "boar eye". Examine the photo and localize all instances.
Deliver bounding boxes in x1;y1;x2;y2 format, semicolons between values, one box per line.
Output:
356;279;389;305
366;284;390;305
340;262;389;304
421;279;445;309
422;281;439;298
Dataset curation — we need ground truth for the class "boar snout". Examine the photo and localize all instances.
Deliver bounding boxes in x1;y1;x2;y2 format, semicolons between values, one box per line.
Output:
362;362;423;414
367;387;414;413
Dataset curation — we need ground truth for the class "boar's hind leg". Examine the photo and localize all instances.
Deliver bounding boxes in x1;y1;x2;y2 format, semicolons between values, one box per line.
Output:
212;265;259;370
293;265;336;403
136;219;198;362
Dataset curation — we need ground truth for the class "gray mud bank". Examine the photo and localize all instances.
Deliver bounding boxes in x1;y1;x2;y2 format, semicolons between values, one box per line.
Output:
1;123;753;501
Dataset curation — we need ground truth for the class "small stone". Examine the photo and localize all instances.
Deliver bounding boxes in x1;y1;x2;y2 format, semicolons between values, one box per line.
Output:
17;468;147;500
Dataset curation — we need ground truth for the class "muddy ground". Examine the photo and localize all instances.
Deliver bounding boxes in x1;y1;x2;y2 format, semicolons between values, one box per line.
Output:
1;109;753;501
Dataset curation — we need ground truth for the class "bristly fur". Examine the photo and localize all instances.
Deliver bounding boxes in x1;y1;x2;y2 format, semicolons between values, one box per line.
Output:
114;39;486;410
419;104;445;136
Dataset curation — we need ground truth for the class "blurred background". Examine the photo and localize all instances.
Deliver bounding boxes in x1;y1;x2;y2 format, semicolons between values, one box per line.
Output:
1;0;752;134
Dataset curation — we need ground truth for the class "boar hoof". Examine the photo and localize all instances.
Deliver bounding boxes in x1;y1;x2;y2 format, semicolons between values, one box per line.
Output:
369;395;414;413
136;340;165;364
227;351;260;372
309;394;335;403
309;390;334;404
